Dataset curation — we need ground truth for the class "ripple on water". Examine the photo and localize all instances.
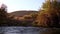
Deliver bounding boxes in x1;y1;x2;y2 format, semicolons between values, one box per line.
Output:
0;27;41;34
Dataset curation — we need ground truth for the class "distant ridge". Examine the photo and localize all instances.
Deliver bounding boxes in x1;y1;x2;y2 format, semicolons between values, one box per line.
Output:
9;10;38;16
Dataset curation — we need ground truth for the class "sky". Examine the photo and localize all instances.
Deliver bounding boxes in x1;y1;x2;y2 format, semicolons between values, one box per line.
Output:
0;0;45;13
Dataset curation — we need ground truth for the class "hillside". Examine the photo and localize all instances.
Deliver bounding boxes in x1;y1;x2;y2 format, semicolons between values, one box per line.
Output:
9;10;38;17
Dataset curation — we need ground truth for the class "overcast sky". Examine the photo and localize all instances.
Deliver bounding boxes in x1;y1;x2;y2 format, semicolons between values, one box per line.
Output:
0;0;45;13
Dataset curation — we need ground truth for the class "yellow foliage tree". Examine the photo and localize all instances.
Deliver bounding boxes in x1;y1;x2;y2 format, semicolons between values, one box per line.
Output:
37;0;60;27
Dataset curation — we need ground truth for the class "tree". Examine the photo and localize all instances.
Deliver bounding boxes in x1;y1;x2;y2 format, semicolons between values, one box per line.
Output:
30;13;38;26
37;0;60;27
0;4;8;26
0;4;7;17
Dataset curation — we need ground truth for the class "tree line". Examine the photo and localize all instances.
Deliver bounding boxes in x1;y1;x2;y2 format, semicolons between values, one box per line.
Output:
0;0;60;28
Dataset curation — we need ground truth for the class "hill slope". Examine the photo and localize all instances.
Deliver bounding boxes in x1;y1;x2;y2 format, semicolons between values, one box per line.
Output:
9;10;38;16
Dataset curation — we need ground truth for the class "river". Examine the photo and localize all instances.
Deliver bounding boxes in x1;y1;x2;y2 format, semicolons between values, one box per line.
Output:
0;27;60;34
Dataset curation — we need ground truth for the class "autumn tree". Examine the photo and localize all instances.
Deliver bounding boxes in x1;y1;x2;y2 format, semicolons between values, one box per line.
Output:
37;0;60;27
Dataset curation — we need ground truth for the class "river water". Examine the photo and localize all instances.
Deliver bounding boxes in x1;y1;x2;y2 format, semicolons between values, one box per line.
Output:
0;27;60;34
